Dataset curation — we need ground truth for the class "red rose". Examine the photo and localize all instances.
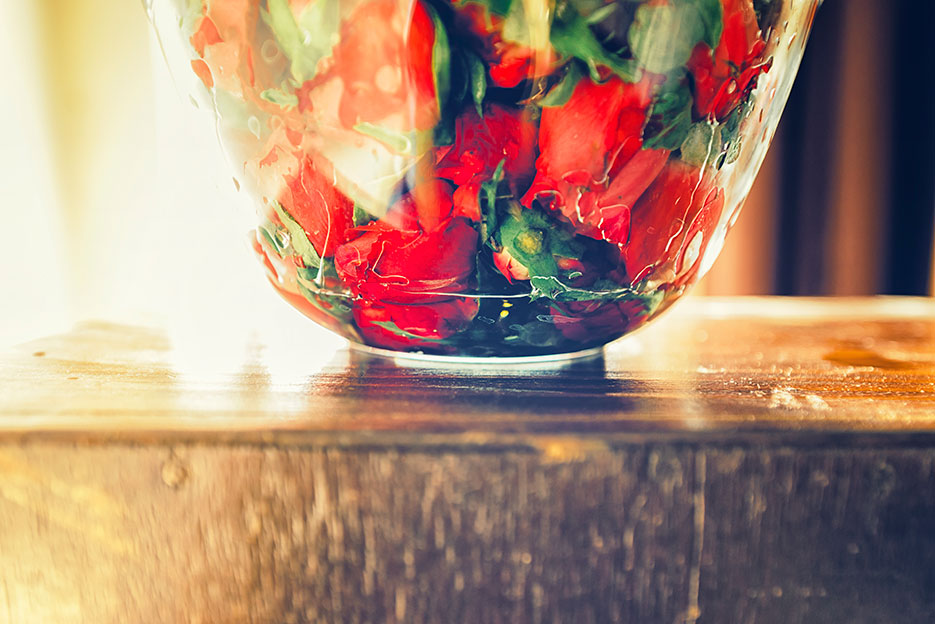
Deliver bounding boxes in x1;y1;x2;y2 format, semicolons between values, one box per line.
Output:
437;105;537;186
383;178;477;233
492;247;531;282
521;74;669;246
687;0;769;120
450;1;556;88
276;155;355;257
489;45;553;89
624;161;725;287
329;0;441;130
334;182;480;303
189;2;258;92
335;218;479;302
335;181;481;348
491;248;588;284
436;105;538;220
576;147;670;246
353;298;479;351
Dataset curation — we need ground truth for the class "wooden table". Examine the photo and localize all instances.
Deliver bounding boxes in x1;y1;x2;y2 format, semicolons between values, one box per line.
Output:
2;297;934;623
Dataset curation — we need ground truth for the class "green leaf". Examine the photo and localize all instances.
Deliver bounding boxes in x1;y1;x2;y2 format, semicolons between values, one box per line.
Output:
497;208;561;278
490;199;588;282
262;0;339;84
680;120;722;167
296;281;355;323
628;3;704;74
539;60;585;108
426;4;452;117
551;9;640;83
371;321;449;343
272;201;321;268
486;0;514;17
178;0;206;33
468;52;487;117
547;225;585;260
721;97;754;143
479;159;505;246
260;87;299;109
642;80;694;150
258;224;291;258
353;122;428;156
529;276;663;308
296;266;320;283
509;320;564;347
687;0;724;49
434;117;457;147
719;98;753;166
353;203;372;226
585;3;621;26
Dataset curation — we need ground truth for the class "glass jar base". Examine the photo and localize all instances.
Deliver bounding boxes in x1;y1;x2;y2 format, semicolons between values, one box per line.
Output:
347;341;606;368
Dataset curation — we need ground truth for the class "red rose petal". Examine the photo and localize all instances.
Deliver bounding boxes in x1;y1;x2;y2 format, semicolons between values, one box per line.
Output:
335;184;479;303
278;155;355;258
436;105;538;194
331;0;439;130
624;161;725;286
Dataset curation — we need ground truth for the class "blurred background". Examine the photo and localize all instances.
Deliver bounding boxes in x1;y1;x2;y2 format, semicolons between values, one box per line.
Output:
0;0;933;348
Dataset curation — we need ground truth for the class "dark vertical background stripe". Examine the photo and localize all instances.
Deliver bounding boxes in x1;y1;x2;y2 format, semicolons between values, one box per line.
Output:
704;0;934;296
884;0;935;295
774;0;845;296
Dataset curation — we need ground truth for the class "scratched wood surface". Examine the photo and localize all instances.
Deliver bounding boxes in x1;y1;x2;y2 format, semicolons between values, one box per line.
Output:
1;297;935;623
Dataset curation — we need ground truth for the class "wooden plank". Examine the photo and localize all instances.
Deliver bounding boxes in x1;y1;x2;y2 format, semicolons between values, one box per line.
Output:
0;442;697;624
1;298;933;438
2;298;935;622
2;441;935;623
701;447;935;623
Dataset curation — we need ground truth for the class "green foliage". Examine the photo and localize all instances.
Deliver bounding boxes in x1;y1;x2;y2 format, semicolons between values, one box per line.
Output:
643;79;694;150
468;52;488;117
261;0;340;84
539;61;585;108
427;4;452;116
479;159;505;246
680;120;722;167
552;3;640;82
272;201;321;268
260;87;299;109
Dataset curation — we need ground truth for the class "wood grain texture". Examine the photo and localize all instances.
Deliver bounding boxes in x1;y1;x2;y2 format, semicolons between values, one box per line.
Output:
2;297;935;439
2;297;935;623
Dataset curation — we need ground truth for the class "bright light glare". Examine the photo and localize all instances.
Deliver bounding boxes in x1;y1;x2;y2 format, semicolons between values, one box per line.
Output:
0;3;68;348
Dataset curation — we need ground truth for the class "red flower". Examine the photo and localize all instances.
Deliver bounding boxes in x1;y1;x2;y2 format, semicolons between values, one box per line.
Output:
334;182;480;303
277;155;355;257
623;161;725;287
384;178;477;233
521;74;668;246
436;105;538;220
334;181;481;348
353;298;479;351
450;1;556;88
492;248;531;282
188;2;258;92
329;0;441;130
687;0;769;120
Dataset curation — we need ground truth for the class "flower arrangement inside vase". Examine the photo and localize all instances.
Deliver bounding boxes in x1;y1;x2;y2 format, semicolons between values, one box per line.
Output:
147;0;818;358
